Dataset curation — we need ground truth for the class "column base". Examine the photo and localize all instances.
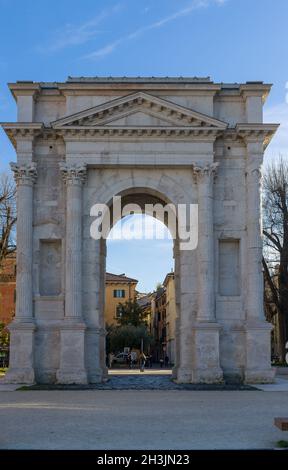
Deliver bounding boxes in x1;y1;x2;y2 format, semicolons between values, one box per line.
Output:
245;320;275;384
57;320;88;385
56;369;88;385
244;368;276;384
85;327;105;383
223;368;244;384
191;367;224;384
5;320;36;384
3;367;35;384
174;367;192;383
192;321;224;384
86;368;104;384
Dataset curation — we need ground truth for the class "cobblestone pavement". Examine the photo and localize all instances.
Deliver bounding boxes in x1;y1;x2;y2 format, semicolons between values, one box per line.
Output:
18;374;255;391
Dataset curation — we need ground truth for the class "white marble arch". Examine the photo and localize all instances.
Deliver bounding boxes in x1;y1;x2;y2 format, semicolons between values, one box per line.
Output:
1;77;279;384
83;178;193;383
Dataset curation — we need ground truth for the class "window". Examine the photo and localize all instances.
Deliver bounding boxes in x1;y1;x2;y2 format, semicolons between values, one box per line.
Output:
113;289;125;298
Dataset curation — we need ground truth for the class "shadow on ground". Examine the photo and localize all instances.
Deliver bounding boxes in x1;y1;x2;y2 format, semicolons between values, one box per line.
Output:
17;374;257;391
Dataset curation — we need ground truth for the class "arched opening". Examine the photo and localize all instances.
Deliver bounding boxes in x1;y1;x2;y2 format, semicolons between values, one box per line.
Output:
98;188;179;380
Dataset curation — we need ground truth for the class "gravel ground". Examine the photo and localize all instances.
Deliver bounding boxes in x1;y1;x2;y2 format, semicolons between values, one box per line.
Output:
0;389;287;449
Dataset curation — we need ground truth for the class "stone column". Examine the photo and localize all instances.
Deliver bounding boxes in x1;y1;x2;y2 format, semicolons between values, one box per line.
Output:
5;162;37;384
244;142;275;383
56;162;88;384
192;163;223;383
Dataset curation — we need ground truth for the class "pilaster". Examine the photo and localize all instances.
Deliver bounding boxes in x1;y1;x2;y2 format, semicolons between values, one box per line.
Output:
244;139;275;383
56;162;88;384
4;162;37;384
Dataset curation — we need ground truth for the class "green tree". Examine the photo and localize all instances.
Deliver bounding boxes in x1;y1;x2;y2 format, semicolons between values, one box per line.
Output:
0;322;9;348
116;299;148;327
108;324;153;353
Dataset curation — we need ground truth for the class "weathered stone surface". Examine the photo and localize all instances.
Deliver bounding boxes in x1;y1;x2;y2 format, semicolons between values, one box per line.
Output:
2;77;279;385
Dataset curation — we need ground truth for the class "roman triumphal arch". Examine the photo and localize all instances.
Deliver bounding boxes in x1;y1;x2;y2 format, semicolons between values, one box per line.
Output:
2;77;279;384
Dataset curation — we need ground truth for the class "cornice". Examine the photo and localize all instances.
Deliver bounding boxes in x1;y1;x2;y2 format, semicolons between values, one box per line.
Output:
8;82;41;101
235;123;279;148
239;83;272;104
1;122;44;148
1;122;279;149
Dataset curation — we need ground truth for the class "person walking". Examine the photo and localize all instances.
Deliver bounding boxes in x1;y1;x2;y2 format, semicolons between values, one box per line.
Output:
139;352;146;372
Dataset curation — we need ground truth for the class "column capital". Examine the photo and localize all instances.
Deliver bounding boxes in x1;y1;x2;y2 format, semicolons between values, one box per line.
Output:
10;162;37;186
246;166;262;179
192;162;219;183
59;162;87;185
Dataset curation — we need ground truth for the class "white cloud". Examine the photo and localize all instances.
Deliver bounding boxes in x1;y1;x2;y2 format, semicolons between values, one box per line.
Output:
264;101;288;164
41;3;123;52
84;0;229;60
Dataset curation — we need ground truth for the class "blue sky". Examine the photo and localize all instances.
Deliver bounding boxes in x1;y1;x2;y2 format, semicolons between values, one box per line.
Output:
0;0;287;291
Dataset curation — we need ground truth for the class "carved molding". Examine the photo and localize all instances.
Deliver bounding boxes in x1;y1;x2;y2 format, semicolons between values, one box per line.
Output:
59;162;87;185
10;162;37;185
192;162;219;183
52;92;227;129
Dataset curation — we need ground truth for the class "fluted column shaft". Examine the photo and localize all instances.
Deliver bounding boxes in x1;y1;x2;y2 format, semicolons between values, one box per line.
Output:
194;163;218;322
60;163;87;320
10;162;37;321
246;144;264;321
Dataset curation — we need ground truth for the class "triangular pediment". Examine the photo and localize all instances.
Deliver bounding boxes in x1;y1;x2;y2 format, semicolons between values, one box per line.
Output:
51;92;227;129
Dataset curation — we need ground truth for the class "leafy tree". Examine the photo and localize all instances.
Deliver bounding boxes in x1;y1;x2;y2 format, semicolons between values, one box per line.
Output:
0;322;9;348
116;299;148;327
262;158;288;362
107;324;153;354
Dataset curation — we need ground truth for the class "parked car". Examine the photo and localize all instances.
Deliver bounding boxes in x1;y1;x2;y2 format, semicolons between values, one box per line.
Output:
113;352;128;364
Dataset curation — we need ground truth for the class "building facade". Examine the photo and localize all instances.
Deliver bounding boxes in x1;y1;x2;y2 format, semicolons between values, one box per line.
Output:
1;76;278;384
163;272;176;365
105;272;138;326
0;254;16;326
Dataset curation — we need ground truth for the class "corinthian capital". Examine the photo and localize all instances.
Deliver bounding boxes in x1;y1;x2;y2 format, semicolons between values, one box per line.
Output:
59;162;87;185
192;162;219;183
10;162;37;185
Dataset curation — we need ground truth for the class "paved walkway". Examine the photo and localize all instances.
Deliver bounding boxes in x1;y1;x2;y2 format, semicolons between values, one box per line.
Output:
108;368;172;375
1;372;288;391
0;389;287;449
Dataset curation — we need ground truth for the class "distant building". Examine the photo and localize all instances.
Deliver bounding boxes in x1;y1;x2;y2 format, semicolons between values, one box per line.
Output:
137;292;154;334
163;272;176;365
139;272;176;365
153;287;167;363
105;273;138;325
0;254;16;326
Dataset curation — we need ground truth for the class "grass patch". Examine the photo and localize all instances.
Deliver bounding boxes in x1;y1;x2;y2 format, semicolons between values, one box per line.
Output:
276;440;288;448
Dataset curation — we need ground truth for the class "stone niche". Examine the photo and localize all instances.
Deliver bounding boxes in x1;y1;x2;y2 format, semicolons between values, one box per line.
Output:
218;239;240;296
39;240;62;296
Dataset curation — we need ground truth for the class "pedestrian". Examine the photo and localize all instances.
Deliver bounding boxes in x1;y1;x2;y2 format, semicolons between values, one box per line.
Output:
108;352;114;368
127;352;132;369
139;352;146;372
165;355;169;367
159;357;164;368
